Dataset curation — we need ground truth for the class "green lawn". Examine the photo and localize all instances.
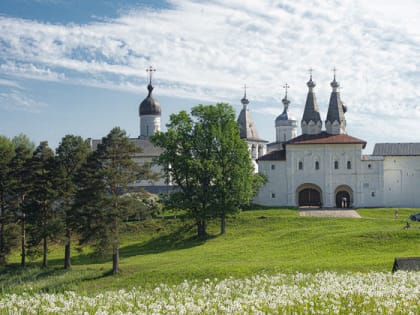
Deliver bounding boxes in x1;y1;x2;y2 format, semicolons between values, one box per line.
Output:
1;207;419;295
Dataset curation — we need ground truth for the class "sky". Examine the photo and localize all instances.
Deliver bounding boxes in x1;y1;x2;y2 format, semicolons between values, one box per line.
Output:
0;0;419;154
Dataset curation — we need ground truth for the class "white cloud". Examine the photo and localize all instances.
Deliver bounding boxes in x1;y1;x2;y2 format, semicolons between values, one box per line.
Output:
0;78;21;89
0;89;47;113
0;0;419;146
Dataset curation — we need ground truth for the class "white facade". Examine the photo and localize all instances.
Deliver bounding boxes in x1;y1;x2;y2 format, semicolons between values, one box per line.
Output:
140;115;161;138
254;76;420;208
255;142;385;208
382;156;420;207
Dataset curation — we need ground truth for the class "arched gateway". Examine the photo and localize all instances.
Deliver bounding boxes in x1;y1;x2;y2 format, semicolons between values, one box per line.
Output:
335;185;353;208
297;184;322;207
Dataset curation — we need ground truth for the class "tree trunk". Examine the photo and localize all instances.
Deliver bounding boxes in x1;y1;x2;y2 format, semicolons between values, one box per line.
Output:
64;228;71;270
196;219;207;238
220;211;226;235
112;216;119;274
112;246;120;275
0;193;5;265
42;236;47;268
21;213;26;267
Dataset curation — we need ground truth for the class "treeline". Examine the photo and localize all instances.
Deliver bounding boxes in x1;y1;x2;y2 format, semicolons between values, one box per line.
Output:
1;103;265;275
0;127;156;274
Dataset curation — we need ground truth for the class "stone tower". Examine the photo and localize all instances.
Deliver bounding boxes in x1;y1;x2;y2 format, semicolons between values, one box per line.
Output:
301;70;322;135
139;66;161;138
275;83;297;143
325;70;347;134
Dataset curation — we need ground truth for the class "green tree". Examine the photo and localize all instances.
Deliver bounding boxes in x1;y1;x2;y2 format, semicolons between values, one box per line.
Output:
151;103;264;237
74;127;155;274
55;135;90;270
25;141;60;268
9;134;35;267
0;136;16;265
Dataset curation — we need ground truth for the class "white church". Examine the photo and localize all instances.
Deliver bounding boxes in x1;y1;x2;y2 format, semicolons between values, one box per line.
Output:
92;68;420;208
252;73;420;208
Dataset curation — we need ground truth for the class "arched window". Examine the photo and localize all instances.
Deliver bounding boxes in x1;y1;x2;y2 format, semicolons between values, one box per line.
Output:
298;161;303;170
315;161;320;170
347;161;351;169
334;161;339;169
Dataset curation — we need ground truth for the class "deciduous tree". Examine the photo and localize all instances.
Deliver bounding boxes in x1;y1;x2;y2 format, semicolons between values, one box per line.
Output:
151;103;264;237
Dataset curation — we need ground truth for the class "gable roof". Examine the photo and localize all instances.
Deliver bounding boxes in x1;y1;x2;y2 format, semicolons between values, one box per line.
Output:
373;143;420;156
91;138;163;157
257;149;286;161
286;132;366;148
237;108;266;142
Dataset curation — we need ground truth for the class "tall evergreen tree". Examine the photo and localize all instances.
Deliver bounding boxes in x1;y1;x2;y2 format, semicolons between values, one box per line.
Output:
74;127;155;274
55;135;90;270
9;134;35;267
151;103;265;237
0;136;16;265
25;141;59;268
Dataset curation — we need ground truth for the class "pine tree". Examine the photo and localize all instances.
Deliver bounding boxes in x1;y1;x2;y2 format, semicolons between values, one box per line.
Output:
0;136;16;265
74;127;155;274
9;134;35;267
25;141;59;268
55;135;90;270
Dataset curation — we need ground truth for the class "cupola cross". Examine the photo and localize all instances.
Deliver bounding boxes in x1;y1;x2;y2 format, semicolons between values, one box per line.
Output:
283;83;290;98
146;66;156;85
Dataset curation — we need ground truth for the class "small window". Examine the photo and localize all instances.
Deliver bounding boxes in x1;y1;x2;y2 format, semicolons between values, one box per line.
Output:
315;161;319;170
347;161;351;169
371;192;375;197
368;164;372;169
271;193;276;198
271;164;275;170
334;161;339;169
298;161;303;170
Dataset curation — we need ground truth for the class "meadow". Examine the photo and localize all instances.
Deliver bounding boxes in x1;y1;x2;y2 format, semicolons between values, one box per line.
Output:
0;207;419;314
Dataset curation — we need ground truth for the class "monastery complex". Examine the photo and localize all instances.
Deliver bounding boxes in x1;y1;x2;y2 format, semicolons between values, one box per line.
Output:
93;68;420;208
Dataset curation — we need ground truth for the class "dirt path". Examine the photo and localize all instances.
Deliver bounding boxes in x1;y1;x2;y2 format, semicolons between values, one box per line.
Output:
299;209;361;218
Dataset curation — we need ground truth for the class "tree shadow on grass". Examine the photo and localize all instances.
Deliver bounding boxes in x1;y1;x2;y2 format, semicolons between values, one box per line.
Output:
0;224;216;292
119;223;213;258
0;264;110;294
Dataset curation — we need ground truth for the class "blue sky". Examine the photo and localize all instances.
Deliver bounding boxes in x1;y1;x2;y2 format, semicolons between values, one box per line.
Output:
1;0;420;153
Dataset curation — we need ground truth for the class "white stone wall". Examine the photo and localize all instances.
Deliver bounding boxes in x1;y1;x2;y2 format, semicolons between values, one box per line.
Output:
253;160;288;206
383;156;420;207
140;115;161;138
356;159;384;208
131;156;167;187
275;122;297;144
255;143;386;208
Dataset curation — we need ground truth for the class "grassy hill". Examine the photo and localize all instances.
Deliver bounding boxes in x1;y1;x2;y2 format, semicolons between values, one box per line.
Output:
1;207;419;295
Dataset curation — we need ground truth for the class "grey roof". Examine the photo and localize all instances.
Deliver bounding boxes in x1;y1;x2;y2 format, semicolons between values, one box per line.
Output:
373;143;420;156
237;108;265;141
257;149;286;161
276;94;293;123
91;138;163;157
139;84;161;116
301;78;322;124
325;88;346;126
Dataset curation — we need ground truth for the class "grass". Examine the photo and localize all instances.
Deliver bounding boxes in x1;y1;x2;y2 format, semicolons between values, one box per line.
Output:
0;207;419;295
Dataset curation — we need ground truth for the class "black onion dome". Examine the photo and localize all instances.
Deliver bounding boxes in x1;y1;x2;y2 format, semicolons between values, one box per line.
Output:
139;84;161;116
